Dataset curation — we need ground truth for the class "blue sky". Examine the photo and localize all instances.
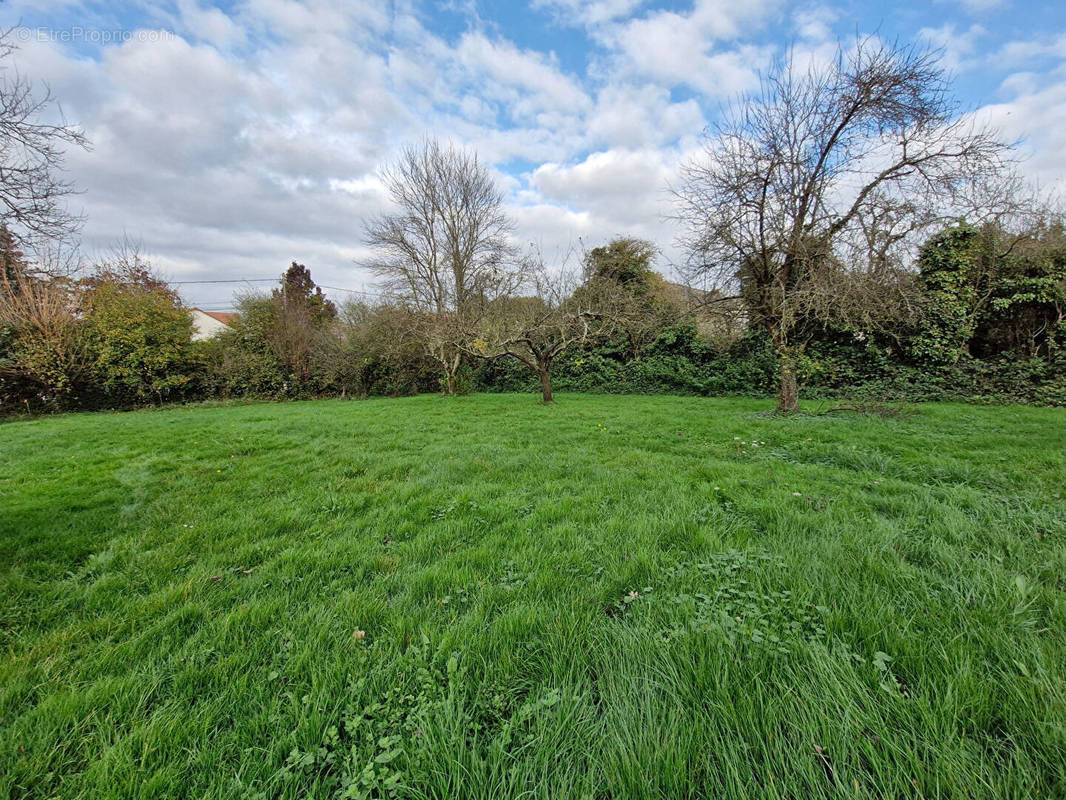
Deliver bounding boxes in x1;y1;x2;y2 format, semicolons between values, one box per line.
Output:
3;0;1065;309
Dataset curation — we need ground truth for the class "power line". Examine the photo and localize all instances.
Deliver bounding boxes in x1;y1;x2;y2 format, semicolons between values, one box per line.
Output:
170;279;276;285
319;285;381;297
170;278;382;298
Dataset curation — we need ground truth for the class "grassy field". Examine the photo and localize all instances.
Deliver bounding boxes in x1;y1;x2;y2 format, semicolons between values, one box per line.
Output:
1;394;1065;799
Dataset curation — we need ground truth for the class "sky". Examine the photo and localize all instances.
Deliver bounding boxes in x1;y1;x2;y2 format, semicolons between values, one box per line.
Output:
3;0;1065;310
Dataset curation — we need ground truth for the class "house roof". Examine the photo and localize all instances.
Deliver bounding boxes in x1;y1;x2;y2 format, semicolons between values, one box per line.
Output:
194;309;238;326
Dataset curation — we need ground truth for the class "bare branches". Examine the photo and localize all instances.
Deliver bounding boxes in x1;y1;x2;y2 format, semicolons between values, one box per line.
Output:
0;28;89;244
364;138;520;317
468;250;615;402
673;35;1013;411
677;37;1009;293
362;138;524;394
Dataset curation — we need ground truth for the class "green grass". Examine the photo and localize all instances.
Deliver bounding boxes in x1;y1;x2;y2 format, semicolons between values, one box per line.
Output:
2;394;1065;799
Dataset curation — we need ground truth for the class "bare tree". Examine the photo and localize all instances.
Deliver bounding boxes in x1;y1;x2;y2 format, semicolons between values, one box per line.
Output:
0;29;89;244
674;37;1012;412
0;236;88;404
364;138;521;394
469;254;615;403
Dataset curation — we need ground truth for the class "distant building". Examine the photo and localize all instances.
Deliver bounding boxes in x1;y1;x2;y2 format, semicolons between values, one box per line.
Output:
190;309;238;341
661;280;747;345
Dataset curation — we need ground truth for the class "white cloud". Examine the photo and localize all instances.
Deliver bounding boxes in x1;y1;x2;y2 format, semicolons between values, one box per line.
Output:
4;0;1065;308
587;84;704;148
454;32;590;117
174;0;247;48
995;32;1066;67
524;147;695;270
792;5;837;43
532;149;673;223
936;0;1006;12
233;0;390;41
976;67;1066;189
594;0;780;97
918;23;986;72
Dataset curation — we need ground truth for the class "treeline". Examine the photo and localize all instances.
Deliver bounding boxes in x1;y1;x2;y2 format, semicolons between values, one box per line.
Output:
2;34;1065;415
2;221;1063;414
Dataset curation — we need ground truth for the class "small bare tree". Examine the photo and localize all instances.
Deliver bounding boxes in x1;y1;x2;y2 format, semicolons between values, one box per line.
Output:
469;255;615;403
0;29;89;244
675;37;1012;412
364;138;521;394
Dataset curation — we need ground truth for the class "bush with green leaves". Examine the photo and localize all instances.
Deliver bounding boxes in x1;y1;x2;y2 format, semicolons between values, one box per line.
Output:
81;270;195;405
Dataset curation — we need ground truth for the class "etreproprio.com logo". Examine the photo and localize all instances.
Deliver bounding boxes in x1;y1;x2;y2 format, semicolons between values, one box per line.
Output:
14;27;177;45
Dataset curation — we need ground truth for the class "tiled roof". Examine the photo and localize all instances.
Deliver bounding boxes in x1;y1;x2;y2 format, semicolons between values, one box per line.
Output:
195;309;238;326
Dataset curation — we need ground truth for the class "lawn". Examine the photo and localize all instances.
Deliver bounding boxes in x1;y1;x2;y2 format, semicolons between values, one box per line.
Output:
1;394;1064;799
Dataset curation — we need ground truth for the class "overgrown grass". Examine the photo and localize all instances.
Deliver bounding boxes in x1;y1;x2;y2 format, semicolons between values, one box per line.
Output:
2;394;1064;799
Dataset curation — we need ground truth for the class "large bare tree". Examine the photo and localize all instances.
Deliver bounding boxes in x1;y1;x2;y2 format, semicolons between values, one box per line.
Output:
364;138;521;394
0;29;89;244
674;37;1011;412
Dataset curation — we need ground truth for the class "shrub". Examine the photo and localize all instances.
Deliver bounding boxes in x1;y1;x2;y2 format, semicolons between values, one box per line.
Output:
81;273;196;405
0;268;91;412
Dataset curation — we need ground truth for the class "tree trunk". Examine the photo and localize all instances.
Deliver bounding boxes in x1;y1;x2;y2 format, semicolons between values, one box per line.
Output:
443;350;461;396
776;355;799;413
538;363;553;403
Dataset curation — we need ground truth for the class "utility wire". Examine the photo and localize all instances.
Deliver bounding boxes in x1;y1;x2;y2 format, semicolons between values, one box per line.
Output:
169;279;276;284
171;278;382;298
319;285;381;297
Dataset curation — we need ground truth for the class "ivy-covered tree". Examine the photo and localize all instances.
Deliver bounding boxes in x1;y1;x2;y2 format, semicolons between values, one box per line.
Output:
912;223;982;364
973;220;1065;359
584;237;657;292
915;218;1066;363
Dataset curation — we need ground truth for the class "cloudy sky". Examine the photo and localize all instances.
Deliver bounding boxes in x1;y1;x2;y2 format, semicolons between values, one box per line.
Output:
3;0;1065;310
